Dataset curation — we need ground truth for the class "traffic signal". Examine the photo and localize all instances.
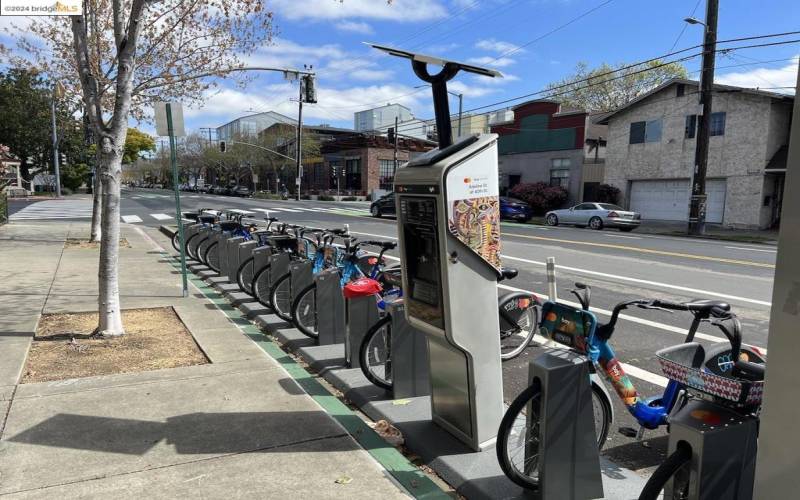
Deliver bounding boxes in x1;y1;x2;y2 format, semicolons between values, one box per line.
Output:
219;140;226;153
303;75;317;104
330;166;337;179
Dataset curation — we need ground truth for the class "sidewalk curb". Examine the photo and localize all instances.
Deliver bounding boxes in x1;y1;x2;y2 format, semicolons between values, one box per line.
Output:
158;246;447;499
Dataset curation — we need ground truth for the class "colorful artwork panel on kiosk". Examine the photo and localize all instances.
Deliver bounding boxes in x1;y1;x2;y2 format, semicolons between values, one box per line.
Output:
446;163;501;270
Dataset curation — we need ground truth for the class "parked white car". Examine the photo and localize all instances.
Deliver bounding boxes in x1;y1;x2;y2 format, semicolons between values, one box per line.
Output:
545;203;641;231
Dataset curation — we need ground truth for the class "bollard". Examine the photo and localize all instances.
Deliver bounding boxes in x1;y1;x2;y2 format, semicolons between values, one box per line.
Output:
546;256;558;301
316;268;346;345
387;299;430;399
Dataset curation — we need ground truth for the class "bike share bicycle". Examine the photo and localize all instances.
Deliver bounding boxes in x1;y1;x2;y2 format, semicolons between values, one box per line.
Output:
496;283;763;491
638;309;765;500
358;266;540;391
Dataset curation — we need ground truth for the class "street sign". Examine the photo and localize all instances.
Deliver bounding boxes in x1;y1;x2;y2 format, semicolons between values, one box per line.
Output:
252;174;259;183
154;102;186;137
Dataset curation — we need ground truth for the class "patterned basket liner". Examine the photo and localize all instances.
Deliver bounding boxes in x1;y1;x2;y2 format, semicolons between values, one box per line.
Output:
656;343;764;406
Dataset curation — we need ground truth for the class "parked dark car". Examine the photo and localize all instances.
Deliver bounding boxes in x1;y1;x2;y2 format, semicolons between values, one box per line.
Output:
500;197;534;222
233;186;251;197
370;192;396;218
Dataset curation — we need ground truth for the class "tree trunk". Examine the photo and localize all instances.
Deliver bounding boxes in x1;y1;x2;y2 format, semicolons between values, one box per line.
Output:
90;170;102;241
96;135;124;336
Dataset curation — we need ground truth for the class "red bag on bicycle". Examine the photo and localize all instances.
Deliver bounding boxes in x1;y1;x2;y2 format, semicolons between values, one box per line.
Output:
343;278;382;298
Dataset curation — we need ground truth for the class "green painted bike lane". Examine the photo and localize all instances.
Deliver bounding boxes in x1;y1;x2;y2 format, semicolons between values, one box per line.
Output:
163;253;450;500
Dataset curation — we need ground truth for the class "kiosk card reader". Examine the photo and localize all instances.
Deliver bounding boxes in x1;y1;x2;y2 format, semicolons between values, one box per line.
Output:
372;43;505;451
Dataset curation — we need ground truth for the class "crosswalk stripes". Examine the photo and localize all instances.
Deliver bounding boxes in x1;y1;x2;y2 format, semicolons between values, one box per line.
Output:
150;213;172;220
229;209;255;214
9;199;92;220
252;208;282;213
121;215;143;223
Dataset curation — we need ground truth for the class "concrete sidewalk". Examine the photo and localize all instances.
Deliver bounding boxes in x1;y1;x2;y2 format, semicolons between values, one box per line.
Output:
0;222;416;498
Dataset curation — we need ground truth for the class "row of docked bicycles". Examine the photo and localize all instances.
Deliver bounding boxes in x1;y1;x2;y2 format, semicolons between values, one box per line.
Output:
173;209;541;389
174;208;767;499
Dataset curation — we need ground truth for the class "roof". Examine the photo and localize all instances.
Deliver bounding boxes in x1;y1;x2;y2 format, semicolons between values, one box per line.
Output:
596;78;795;124
216;111;297;129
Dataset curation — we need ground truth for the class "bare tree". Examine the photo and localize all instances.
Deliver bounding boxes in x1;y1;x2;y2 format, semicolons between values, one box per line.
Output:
1;0;274;336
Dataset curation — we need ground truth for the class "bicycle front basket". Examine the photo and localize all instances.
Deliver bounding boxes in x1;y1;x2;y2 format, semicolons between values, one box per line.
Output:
656;343;764;406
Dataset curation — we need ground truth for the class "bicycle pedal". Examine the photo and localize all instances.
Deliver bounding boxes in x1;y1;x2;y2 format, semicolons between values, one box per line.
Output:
618;427;638;438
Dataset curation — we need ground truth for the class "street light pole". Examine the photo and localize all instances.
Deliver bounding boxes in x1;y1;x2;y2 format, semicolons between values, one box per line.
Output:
687;0;718;235
296;78;303;201
457;92;463;138
50;84;63;197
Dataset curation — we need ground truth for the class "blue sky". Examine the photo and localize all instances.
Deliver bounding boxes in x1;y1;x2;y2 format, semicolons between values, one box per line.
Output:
3;0;799;136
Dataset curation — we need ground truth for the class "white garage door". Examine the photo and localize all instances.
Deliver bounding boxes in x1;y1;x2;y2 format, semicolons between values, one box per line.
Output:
629;179;725;223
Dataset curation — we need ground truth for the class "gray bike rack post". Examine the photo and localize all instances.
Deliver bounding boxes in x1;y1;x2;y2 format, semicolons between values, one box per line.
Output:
268;252;291;289
289;260;314;305
236;241;258;289
345;295;380;369
217;232;231;279
527;349;604;500
315;268;346;345
224;236;244;282
386;299;430;399
664;399;758;500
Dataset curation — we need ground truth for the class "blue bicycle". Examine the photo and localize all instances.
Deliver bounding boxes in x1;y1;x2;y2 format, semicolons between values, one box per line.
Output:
496;283;764;490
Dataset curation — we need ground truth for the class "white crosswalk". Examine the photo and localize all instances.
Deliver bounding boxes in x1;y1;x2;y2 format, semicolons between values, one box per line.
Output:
150;213;172;220
10;199;92;220
121;215;143;223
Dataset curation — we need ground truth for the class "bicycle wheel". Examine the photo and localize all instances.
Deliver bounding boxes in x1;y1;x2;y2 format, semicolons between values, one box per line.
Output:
291;283;319;338
497;381;611;490
638;442;692;500
195;236;213;264
171;230;182;253
359;315;392;391
185;233;201;260
498;293;538;360
237;257;255;296
204;242;220;273
270;273;292;322
253;265;272;307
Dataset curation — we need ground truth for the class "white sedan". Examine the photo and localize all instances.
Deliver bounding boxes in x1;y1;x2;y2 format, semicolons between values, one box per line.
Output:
545;203;641;231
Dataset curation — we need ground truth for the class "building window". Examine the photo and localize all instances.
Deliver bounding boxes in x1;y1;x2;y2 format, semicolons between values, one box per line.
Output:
685;115;697;139
710;112;726;136
345;158;361;191
685;112;726;138
378;159;395;190
629;119;662;144
550;159;570;188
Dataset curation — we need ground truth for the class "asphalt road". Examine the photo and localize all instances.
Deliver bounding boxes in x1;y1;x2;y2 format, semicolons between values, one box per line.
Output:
9;188;776;472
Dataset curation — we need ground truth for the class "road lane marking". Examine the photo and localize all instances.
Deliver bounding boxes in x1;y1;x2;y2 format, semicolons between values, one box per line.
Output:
121;215;142;223
252;208;283;213
501;254;772;307
504;232;775;269
230;209;255;214
725;246;777;253
274;207;303;212
150;213;172;220
603;233;642;240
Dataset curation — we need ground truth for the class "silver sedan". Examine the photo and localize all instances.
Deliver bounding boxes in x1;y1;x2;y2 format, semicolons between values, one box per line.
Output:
545;203;641;231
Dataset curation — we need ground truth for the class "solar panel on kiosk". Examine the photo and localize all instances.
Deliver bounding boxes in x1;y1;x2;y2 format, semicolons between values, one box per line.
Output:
365;43;503;79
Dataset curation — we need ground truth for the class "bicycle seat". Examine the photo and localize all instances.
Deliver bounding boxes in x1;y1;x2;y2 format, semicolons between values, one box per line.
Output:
381;241;397;250
219;221;240;231
684;299;731;314
498;267;518;281
183;212;200;221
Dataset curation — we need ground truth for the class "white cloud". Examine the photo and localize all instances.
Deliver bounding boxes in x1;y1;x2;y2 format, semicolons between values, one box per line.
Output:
448;80;497;99
466;55;515;68
270;0;448;22
472;72;519;85
475;38;521;54
716;57;798;94
336;20;374;35
244;38;347;69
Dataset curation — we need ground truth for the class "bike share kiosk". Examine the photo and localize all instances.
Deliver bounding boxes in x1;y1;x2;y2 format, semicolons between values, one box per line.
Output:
371;44;504;451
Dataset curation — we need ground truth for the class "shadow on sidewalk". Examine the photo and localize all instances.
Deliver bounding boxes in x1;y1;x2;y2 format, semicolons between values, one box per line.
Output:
8;411;353;455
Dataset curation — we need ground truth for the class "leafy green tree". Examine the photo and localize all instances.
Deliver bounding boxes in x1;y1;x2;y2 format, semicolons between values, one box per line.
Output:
123;128;156;164
0;69;52;181
545;60;688;111
61;163;91;191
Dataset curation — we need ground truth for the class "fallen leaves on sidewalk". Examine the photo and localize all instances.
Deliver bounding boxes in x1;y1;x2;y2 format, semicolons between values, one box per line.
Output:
64;238;131;249
23;307;208;383
369;419;404;447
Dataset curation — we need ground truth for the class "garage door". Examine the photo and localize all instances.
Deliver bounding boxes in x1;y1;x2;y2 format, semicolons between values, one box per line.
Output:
629;179;725;223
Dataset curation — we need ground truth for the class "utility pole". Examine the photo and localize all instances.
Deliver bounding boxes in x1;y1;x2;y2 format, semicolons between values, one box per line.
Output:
295;77;303;201
687;0;718;235
50;83;63;197
393;116;399;173
457;92;463;138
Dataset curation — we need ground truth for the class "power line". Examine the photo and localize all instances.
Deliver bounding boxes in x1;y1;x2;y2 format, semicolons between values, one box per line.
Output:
668;0;703;53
